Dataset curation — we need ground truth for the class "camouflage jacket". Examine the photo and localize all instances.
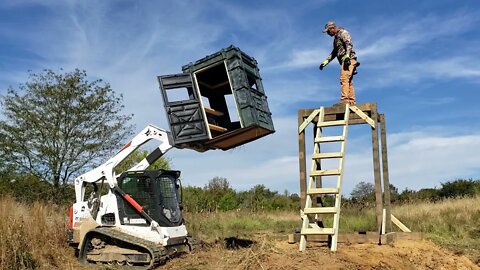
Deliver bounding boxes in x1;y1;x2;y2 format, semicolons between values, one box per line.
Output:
325;28;356;64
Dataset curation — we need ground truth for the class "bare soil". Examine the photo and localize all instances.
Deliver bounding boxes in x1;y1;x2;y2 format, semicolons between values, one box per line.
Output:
163;237;480;270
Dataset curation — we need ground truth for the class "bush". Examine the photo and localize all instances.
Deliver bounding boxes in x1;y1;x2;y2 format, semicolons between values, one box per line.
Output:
0;173;74;205
438;179;478;198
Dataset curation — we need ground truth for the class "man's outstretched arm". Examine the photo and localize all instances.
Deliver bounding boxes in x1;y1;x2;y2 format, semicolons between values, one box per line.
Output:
320;50;335;70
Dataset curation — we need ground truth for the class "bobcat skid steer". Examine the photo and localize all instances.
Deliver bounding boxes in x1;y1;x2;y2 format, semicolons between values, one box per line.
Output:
67;125;191;268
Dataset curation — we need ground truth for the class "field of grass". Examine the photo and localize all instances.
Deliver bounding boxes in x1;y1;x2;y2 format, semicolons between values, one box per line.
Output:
0;195;78;270
0;195;478;269
393;196;480;262
186;197;480;263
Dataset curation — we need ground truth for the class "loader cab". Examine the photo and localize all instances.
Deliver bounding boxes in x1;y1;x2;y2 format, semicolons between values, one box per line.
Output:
116;170;183;227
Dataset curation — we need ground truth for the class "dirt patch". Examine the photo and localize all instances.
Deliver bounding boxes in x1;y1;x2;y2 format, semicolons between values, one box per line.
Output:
163;238;479;270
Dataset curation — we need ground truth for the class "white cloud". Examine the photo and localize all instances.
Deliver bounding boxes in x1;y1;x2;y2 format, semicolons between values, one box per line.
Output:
357;12;478;59
360;56;480;88
341;129;480;195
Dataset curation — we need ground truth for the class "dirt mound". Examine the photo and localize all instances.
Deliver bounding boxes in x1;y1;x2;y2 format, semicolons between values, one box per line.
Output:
163;238;479;270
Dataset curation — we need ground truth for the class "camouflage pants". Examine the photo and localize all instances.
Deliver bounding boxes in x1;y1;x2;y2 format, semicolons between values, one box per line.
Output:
339;58;356;105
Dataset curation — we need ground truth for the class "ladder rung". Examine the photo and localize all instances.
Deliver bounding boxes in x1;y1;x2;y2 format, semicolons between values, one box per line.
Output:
311;169;341;176
315;136;344;143
301;227;335;235
317;120;347;127
312;152;343;159
303;207;337;214
307;188;339;195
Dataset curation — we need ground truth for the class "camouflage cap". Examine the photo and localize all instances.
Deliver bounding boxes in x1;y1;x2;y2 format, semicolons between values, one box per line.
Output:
322;21;336;32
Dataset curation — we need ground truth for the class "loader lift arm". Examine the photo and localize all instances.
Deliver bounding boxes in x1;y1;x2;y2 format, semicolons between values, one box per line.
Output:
74;124;174;203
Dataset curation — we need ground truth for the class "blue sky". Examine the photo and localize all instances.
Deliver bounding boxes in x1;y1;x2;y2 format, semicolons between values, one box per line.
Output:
1;0;480;196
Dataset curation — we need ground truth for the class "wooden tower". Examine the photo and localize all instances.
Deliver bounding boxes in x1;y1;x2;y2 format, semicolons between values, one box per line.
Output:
297;102;393;251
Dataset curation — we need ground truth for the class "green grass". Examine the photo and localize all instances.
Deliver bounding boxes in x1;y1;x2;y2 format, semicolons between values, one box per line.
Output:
184;211;299;241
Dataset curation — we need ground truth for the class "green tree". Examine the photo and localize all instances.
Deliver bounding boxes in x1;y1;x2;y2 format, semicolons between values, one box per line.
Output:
247;184;277;211
439;179;477;198
398;188;416;202
182;186;208;212
475;179;480;195
204;177;234;211
218;191;238;211
350;181;375;204
289;193;300;202
416;188;439;201
115;150;171;174
0;69;133;188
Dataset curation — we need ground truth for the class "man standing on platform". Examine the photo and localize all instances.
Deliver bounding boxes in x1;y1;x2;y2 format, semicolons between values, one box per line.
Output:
319;21;358;105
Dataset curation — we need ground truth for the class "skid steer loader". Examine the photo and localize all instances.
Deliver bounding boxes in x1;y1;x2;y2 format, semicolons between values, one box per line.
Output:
67;125;191;268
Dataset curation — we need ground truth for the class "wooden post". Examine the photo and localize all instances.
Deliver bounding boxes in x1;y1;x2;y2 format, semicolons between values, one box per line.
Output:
313;124;322;191
379;114;392;234
370;105;383;235
298;110;307;209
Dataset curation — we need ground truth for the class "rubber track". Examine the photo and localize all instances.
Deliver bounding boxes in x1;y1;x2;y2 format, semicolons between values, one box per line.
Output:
85;227;168;269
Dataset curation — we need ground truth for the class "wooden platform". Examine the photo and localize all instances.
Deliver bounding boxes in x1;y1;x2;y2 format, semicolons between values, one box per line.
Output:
298;102;377;126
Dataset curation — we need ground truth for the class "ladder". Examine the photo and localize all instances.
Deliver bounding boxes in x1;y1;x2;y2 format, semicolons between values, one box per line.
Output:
299;104;351;252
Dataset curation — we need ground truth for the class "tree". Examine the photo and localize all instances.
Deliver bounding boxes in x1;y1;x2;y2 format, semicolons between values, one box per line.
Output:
0;69;133;188
204;177;233;211
438;179;477;198
182;186;208;212
350;181;375;204
417;188;438;201
115;150;171;175
218;191;238;211
398;188;416;202
247;184;277;211
388;183;400;202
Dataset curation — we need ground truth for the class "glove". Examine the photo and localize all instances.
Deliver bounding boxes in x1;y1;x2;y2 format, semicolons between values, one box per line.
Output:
342;55;351;71
319;60;329;70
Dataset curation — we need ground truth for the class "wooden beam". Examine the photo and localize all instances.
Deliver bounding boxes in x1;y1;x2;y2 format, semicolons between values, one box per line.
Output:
298;102;376;118
312;125;324;225
288;231;422;244
204;107;224;116
382;208;386;235
208;124;227;133
298;110;307;209
299;108;321;133
370;104;383;236
379;114;392;234
350;105;375;128
391;215;412;232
